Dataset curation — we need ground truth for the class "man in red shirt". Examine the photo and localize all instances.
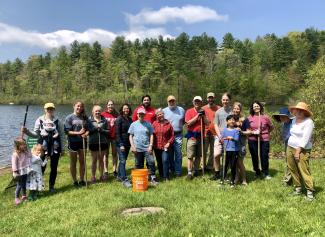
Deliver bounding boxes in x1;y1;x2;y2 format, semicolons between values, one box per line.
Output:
185;96;209;180
202;92;220;171
132;95;156;124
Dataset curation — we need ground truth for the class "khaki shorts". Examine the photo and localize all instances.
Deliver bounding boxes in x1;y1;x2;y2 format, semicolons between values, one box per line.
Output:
214;137;223;157
186;138;201;159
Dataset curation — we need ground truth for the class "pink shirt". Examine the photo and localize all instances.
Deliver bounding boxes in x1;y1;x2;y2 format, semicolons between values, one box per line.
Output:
11;151;31;174
247;114;273;141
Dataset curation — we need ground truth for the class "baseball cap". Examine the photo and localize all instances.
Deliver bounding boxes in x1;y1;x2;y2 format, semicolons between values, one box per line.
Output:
207;92;215;98
137;107;146;114
193;96;203;102
167;95;176;102
44;103;55;109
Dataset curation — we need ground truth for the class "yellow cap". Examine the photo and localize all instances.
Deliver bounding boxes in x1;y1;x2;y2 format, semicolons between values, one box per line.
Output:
44;103;55;109
207;92;215;98
167;95;176;102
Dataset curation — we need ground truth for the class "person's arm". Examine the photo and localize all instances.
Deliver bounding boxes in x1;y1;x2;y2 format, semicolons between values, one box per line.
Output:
129;134;137;153
166;125;175;148
115;118;124;147
22;117;41;138
148;134;154;154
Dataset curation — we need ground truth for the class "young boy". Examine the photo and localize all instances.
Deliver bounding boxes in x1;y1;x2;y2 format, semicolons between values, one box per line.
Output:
272;108;293;185
222;115;240;187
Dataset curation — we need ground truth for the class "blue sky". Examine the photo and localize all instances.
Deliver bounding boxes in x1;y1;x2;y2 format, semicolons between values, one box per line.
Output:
0;0;324;62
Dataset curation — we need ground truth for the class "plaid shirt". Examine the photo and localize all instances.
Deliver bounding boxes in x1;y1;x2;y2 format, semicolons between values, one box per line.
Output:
152;120;174;150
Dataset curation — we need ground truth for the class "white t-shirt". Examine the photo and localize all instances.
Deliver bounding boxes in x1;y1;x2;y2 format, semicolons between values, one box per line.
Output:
288;118;314;149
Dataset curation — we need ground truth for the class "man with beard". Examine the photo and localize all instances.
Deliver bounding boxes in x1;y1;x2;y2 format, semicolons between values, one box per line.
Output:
132;95;156;124
163;95;185;177
202;92;220;171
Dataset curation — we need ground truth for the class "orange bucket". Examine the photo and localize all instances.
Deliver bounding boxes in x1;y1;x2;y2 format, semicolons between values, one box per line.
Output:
131;169;149;192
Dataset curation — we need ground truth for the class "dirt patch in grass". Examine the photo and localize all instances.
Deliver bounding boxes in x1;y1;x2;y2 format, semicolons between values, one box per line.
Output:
121;207;166;217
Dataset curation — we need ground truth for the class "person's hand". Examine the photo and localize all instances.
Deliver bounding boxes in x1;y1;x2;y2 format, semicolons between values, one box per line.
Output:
253;129;260;135
294;148;301;160
131;146;137;153
198;110;205;116
164;143;170;150
13;172;19;178
81;133;88;138
21;126;27;134
120;146;125;152
148;145;153;154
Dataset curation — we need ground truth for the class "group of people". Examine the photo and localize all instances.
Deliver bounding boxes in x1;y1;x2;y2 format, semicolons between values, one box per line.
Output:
11;92;316;205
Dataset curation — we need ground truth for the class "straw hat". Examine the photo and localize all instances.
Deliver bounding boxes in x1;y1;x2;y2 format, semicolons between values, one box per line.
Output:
289;102;313;117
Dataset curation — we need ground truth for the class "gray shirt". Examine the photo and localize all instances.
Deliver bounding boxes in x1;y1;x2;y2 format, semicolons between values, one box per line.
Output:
214;106;232;134
128;120;154;152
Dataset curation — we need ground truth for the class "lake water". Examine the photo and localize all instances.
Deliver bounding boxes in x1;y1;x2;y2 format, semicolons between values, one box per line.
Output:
0;105;73;168
0;103;283;168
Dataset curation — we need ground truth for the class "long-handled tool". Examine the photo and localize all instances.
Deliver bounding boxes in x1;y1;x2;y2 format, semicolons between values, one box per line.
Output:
3;105;29;192
258;112;261;172
200;116;205;176
82;123;88;188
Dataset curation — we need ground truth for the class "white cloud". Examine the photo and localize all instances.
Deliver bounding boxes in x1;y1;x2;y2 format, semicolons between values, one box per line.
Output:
0;5;228;50
0;22;174;49
126;5;228;27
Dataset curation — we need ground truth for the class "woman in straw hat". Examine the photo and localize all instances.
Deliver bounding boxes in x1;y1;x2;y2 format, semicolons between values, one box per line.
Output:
287;102;315;200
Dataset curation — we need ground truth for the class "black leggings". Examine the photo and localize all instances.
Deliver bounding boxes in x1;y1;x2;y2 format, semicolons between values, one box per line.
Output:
224;151;239;183
42;153;60;188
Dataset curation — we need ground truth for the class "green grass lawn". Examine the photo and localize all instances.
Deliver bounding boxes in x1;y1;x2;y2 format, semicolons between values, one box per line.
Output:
1;156;325;237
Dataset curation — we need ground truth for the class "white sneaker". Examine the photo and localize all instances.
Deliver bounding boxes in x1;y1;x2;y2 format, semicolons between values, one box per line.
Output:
264;175;272;180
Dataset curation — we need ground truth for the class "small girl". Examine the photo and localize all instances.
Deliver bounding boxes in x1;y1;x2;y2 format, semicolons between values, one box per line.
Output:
222;115;240;187
27;144;48;200
11;138;31;205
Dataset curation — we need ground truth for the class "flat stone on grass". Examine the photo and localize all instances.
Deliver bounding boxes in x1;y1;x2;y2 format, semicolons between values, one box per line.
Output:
122;207;166;217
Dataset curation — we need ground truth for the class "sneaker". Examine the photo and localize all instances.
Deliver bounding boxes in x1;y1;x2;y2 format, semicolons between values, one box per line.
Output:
230;182;235;188
193;170;200;177
113;171;118;178
79;180;86;186
175;173;182;178
150;178;159;186
210;172;221;181
73;181;79;187
15;198;21;205
264;175;272;180
291;187;302;196
21;195;27;201
305;190;314;201
122;180;132;188
91;177;97;183
186;174;193;181
242;181;248;186
28;195;34;201
102;172;109;181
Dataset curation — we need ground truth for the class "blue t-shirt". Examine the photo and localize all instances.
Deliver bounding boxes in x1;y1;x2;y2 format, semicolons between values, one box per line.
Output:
163;106;185;133
222;128;240;152
282;119;292;143
128;120;154;152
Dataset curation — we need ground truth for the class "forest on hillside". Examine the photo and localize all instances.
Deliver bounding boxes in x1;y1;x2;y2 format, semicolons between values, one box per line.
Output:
0;27;324;107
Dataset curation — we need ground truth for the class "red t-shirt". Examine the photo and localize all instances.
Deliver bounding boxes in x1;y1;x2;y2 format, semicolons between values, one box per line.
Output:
202;104;220;136
101;111;118;139
185;107;201;133
132;106;156;124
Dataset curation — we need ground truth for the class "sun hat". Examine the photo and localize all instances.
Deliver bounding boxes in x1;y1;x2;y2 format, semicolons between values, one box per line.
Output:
289;102;313;117
137;107;146;114
207;92;215;98
44;103;55;109
167;95;176;102
272;107;293;122
193;96;203;102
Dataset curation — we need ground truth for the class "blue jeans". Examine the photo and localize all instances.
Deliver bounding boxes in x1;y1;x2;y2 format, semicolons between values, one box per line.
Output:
117;145;130;181
15;174;27;198
171;134;183;175
135;151;156;177
154;149;171;178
